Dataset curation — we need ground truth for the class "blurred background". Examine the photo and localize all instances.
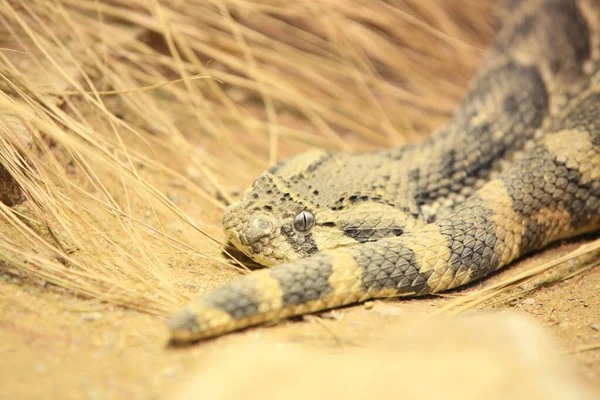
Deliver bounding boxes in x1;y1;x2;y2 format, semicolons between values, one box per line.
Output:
0;1;598;398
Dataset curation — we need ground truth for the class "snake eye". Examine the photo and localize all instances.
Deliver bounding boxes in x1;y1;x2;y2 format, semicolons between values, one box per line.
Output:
293;210;315;233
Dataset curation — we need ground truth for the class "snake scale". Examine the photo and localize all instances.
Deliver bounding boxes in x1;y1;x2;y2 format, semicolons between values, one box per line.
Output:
168;0;600;342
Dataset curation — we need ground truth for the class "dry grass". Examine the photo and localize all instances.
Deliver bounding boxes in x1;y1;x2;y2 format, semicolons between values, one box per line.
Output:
0;0;597;328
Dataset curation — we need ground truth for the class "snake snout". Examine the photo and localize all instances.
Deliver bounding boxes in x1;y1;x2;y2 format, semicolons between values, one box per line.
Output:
242;216;275;244
223;211;276;247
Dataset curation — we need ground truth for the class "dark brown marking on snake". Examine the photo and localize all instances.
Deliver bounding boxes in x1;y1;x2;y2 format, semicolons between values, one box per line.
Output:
269;257;334;306
198;282;260;321
342;223;404;243
282;229;319;258
437;201;502;282
560;1;591;65
552;92;600;133
355;243;431;294
412;62;548;208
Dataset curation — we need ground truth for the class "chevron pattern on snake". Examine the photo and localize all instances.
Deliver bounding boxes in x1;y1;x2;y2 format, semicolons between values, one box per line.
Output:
168;0;600;342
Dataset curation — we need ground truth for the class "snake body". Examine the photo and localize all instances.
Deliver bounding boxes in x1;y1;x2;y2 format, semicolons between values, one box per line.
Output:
168;0;600;342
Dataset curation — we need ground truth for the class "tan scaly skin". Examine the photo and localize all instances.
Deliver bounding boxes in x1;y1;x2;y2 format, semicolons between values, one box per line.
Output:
168;0;600;342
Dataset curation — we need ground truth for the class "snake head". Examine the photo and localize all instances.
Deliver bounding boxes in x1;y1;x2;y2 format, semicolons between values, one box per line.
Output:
223;150;360;266
223;149;417;267
222;174;320;267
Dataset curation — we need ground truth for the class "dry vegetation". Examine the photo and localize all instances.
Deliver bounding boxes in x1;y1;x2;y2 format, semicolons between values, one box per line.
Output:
0;0;599;398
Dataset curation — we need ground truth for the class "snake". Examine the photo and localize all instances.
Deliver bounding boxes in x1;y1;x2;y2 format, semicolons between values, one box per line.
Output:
168;0;600;342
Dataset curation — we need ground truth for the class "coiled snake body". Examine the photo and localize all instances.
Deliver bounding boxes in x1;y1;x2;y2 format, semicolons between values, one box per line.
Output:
169;0;600;342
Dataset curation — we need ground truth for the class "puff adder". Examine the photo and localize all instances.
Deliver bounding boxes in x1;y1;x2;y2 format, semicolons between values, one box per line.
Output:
168;0;600;342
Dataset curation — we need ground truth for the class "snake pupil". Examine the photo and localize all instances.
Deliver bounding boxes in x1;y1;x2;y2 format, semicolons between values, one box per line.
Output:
293;210;315;233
